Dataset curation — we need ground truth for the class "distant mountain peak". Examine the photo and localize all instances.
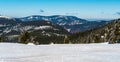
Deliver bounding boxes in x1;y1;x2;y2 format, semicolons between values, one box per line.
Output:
20;15;87;22
0;16;13;20
19;15;109;33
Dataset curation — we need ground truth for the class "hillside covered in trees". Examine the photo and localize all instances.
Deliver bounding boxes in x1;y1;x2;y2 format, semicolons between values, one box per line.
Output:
69;19;120;44
0;16;119;44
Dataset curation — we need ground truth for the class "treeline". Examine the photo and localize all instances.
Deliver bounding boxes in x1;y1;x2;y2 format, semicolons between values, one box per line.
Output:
0;31;71;45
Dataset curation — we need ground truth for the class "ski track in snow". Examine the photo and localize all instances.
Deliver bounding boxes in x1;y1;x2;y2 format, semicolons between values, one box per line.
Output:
0;43;120;62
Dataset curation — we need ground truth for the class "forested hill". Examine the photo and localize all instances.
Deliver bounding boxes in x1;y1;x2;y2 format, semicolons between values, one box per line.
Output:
69;19;120;44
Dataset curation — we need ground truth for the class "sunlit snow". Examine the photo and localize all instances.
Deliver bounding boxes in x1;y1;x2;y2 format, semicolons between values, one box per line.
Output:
0;43;120;62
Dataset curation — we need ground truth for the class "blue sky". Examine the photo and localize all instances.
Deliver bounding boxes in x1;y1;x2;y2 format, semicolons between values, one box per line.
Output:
0;0;120;19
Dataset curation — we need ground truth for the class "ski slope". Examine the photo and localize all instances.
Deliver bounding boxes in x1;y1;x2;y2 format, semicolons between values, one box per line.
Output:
0;43;120;62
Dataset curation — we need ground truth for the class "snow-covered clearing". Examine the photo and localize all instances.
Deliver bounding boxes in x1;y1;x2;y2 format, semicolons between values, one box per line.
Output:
0;43;120;62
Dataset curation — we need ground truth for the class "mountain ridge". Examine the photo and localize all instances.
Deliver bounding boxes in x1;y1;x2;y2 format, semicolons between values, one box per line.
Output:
19;15;109;33
0;17;70;43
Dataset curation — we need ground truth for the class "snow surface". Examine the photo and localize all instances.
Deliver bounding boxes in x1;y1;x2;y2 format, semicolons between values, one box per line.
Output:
0;24;5;27
0;16;12;19
0;43;120;62
34;26;52;30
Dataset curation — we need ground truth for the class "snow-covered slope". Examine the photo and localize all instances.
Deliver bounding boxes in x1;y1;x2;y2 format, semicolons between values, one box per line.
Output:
0;16;12;19
0;43;120;62
0;19;69;42
20;15;109;33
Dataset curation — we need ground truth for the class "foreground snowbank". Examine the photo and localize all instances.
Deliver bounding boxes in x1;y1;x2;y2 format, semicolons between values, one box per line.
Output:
0;43;120;62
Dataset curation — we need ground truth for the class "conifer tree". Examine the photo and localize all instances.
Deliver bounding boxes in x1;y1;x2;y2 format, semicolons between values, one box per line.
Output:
19;31;30;44
64;35;70;44
0;36;2;42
